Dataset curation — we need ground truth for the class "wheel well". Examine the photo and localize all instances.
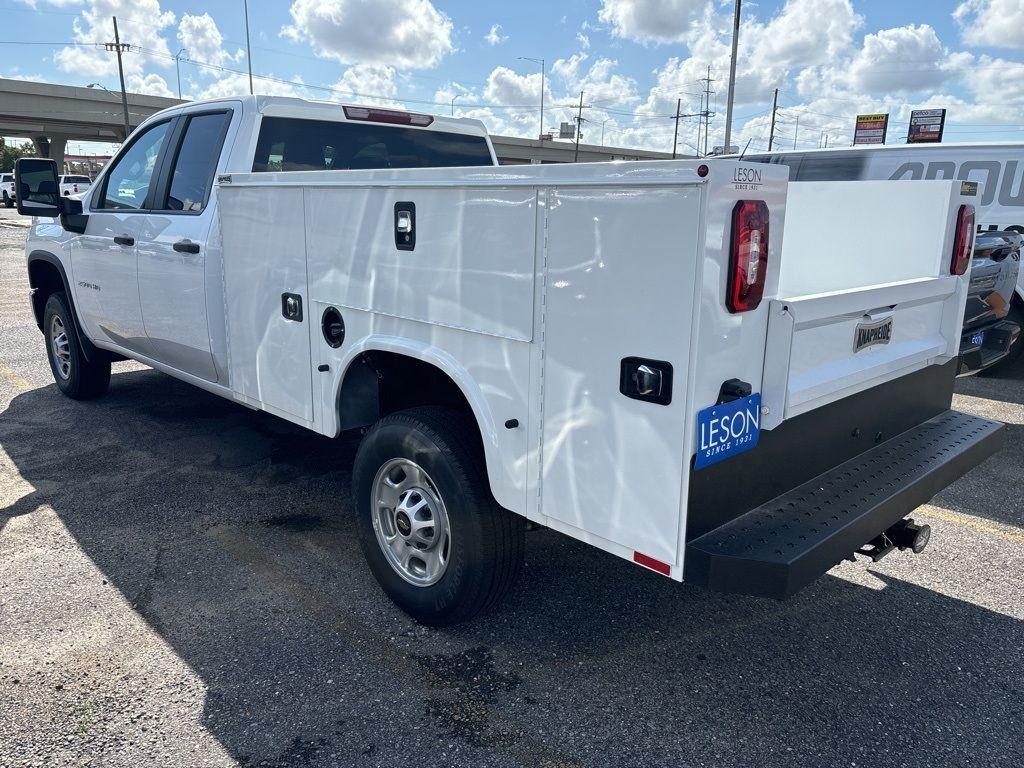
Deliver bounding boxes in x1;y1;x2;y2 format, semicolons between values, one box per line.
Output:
338;351;478;431
28;258;66;330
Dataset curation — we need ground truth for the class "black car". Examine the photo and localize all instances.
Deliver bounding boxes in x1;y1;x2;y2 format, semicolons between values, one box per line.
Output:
959;230;1022;375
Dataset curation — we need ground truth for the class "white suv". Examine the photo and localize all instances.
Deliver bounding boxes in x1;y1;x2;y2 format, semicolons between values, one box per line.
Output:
1;173;14;207
58;174;92;197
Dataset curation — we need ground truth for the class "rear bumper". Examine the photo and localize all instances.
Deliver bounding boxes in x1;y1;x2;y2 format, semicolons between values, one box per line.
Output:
958;320;1021;374
684;409;1003;599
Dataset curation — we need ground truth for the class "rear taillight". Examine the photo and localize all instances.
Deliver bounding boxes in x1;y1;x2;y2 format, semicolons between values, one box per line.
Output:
343;105;434;127
727;200;770;313
950;204;976;276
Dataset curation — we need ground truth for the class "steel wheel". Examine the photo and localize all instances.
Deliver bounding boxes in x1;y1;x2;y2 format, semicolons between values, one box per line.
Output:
49;314;72;380
371;458;452;587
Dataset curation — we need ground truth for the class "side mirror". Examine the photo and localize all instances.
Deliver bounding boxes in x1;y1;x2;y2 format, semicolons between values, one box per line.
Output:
14;157;89;234
14;157;61;217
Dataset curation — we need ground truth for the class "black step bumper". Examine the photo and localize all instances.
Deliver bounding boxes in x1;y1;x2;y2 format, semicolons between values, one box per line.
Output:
684;410;1003;600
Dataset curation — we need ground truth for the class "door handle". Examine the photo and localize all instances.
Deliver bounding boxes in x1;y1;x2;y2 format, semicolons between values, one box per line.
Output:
113;235;134;246
173;239;201;254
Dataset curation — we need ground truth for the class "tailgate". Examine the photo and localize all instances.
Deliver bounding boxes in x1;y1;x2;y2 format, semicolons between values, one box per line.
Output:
760;277;963;429
761;180;969;430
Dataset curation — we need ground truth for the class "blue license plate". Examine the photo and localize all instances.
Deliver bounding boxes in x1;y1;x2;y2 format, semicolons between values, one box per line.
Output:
695;393;761;470
971;331;985;347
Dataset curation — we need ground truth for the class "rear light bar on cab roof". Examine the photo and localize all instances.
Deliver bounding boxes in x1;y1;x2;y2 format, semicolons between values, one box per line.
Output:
343;105;434;127
727;200;770;313
950;204;976;276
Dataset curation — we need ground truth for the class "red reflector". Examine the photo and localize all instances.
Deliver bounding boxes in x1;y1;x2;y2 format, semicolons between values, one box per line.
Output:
343;105;434;127
950;204;976;276
697;164;709;178
727;200;770;313
633;551;672;576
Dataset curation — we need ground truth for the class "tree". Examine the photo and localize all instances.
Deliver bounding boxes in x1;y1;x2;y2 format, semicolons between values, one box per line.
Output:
0;139;34;173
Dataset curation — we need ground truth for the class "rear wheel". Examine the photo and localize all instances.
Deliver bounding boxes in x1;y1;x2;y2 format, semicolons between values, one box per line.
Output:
43;292;110;399
353;406;525;625
3;196;12;208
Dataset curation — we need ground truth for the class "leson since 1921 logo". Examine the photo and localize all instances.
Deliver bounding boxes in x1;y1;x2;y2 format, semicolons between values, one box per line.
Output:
732;166;764;191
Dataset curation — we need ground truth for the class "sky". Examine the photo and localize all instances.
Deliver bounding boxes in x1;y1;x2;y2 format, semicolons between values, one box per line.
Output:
2;0;1024;155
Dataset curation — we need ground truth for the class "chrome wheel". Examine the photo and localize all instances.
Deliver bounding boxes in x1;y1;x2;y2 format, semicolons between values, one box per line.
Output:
49;314;72;380
371;458;451;587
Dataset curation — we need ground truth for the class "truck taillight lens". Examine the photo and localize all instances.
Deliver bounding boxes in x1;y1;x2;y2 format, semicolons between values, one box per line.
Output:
727;200;770;313
951;204;976;276
343;105;434;127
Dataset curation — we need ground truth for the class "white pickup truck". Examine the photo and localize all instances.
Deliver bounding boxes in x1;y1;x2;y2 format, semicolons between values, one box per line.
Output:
14;96;1003;624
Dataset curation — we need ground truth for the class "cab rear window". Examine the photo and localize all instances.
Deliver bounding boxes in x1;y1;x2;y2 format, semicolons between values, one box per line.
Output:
64;175;91;183
252;116;493;172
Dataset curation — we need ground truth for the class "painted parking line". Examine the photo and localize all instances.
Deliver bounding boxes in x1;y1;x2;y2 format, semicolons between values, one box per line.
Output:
918;505;1024;545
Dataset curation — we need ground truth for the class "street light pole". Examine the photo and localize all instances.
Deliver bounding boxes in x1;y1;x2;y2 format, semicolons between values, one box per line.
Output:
519;57;545;140
175;48;187;99
600;117;611;146
243;0;254;95
451;94;461;116
723;0;741;153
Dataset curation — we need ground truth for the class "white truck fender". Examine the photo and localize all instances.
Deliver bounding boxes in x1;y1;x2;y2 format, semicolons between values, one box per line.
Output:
330;335;514;511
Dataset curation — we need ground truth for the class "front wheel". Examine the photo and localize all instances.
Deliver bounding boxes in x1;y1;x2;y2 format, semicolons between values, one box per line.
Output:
353;407;525;625
43;292;110;399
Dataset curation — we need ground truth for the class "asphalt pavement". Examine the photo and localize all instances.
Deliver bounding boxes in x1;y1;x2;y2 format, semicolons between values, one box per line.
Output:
0;205;1021;768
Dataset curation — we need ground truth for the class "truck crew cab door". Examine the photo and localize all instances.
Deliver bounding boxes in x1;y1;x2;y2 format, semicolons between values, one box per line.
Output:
137;109;234;382
71;119;174;357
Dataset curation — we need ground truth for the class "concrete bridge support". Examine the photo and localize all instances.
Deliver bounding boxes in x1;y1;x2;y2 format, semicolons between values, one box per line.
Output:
32;134;69;168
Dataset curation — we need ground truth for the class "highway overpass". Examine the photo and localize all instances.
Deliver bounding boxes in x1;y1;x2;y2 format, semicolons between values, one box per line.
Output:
0;77;676;167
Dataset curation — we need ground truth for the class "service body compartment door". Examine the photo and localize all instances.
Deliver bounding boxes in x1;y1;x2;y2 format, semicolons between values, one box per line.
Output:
218;186;314;425
539;185;702;569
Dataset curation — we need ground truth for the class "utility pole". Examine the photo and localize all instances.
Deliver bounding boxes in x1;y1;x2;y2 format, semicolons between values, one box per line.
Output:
723;0;742;153
174;48;187;99
243;0;254;95
672;98;682;159
793;114;800;150
824;133;829;148
699;67;715;157
105;17;131;139
768;87;778;152
573;90;585;163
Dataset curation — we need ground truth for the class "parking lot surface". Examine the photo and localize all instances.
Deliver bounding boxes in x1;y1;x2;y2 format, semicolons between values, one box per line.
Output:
0;205;1022;768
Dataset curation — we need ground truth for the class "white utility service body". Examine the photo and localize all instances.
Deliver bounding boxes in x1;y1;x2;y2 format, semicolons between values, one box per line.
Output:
18;96;1003;622
216;160;975;579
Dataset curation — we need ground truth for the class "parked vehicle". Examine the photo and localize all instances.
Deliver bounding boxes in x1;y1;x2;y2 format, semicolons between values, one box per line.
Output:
1;173;14;207
961;230;1023;373
14;97;1003;624
58;174;91;197
744;144;1024;374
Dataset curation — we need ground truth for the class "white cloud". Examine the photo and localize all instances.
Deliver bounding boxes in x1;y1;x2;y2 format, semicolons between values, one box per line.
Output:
125;72;173;97
749;0;862;70
332;64;401;107
198;72;302;100
800;25;971;99
955;0;1024;49
597;0;707;44
281;0;454;69
178;13;243;71
576;32;591;49
52;0;176;78
484;23;507;46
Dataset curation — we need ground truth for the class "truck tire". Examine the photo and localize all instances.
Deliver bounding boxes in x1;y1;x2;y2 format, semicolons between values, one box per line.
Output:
3;196;12;208
353;406;525;625
979;303;1024;377
43;292;110;399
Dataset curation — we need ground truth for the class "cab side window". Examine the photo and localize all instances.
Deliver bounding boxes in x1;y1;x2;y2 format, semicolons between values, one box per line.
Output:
99;121;172;210
160;111;232;213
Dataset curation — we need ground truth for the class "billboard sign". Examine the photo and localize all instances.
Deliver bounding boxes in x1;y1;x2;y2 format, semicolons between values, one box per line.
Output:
559;122;575;139
854;113;889;145
907;108;946;144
